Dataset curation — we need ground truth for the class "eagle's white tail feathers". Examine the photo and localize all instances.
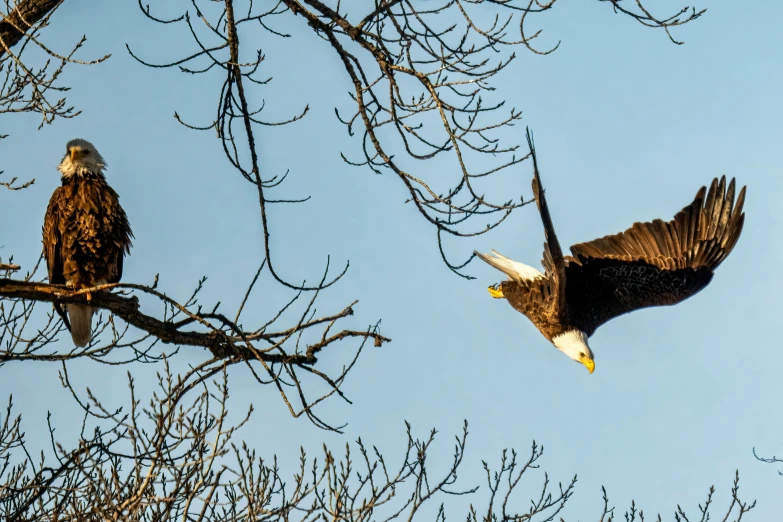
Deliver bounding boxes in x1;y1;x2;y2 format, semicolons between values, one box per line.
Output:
475;250;544;282
68;304;94;347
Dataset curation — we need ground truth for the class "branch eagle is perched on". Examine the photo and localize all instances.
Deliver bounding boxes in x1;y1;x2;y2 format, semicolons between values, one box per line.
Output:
42;139;134;347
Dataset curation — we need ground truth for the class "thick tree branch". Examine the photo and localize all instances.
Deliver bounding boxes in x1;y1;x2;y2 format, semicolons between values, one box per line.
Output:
0;0;61;57
0;279;390;363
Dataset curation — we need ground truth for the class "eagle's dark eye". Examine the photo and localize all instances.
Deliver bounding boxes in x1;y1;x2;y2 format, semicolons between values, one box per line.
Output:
579;352;585;358
83;150;90;155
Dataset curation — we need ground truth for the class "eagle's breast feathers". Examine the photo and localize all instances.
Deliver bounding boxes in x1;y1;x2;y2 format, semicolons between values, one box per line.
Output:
44;174;133;289
498;277;564;341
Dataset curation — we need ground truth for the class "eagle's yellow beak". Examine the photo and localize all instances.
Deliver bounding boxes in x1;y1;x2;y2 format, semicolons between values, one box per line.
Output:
70;148;78;161
581;355;595;374
487;285;504;299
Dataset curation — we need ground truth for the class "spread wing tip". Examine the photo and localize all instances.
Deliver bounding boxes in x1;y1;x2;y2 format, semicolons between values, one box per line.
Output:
567;176;747;271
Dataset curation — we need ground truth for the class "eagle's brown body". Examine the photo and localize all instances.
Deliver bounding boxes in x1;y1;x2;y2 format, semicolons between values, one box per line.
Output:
43;175;132;288
42;140;133;347
477;130;745;372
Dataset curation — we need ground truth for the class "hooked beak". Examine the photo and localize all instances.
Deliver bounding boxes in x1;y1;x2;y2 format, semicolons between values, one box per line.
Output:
70;149;78;161
581;355;595;374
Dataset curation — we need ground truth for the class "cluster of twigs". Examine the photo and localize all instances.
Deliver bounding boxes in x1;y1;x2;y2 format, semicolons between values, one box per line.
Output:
0;169;33;190
0;370;756;521
125;0;705;277
0;0;110;131
600;0;705;45
282;0;707;275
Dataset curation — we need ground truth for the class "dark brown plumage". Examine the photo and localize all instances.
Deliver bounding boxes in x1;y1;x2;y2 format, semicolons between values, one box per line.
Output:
476;130;746;373
42;139;133;347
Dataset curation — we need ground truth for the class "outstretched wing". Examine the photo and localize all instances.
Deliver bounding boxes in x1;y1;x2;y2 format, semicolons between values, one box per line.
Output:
565;176;746;335
42;188;70;331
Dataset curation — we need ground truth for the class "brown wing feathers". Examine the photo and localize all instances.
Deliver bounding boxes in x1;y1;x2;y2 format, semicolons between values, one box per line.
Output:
569;176;745;272
43;192;71;331
527;129;565;276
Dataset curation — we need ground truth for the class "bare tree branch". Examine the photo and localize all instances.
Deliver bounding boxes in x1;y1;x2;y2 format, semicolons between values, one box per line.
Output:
0;0;61;56
0;279;389;363
130;0;704;278
0;169;33;190
599;0;705;45
0;0;109;135
753;447;783;476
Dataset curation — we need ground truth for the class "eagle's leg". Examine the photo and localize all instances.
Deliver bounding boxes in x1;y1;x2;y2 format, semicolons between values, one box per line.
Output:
75;282;92;302
487;284;504;299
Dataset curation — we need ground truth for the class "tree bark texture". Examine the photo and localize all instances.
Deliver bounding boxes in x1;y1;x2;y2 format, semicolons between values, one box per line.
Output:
0;0;61;56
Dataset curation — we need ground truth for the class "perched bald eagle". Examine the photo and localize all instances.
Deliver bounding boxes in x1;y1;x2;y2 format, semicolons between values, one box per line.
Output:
476;132;745;374
42;139;133;347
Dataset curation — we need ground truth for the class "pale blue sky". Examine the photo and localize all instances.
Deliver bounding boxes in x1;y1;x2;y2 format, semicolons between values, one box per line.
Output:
2;1;782;518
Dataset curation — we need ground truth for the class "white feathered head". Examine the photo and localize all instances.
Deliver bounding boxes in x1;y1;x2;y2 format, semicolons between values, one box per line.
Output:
58;138;106;177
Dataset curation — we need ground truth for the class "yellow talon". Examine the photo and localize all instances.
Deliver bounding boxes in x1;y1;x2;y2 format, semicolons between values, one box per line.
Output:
488;285;504;299
85;290;92;302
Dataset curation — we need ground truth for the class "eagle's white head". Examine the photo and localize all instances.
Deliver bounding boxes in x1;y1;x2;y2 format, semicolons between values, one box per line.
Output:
552;330;595;374
58;138;106;177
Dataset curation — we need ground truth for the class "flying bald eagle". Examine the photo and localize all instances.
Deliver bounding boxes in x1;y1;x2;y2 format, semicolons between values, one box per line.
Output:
476;131;745;374
42;139;133;347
